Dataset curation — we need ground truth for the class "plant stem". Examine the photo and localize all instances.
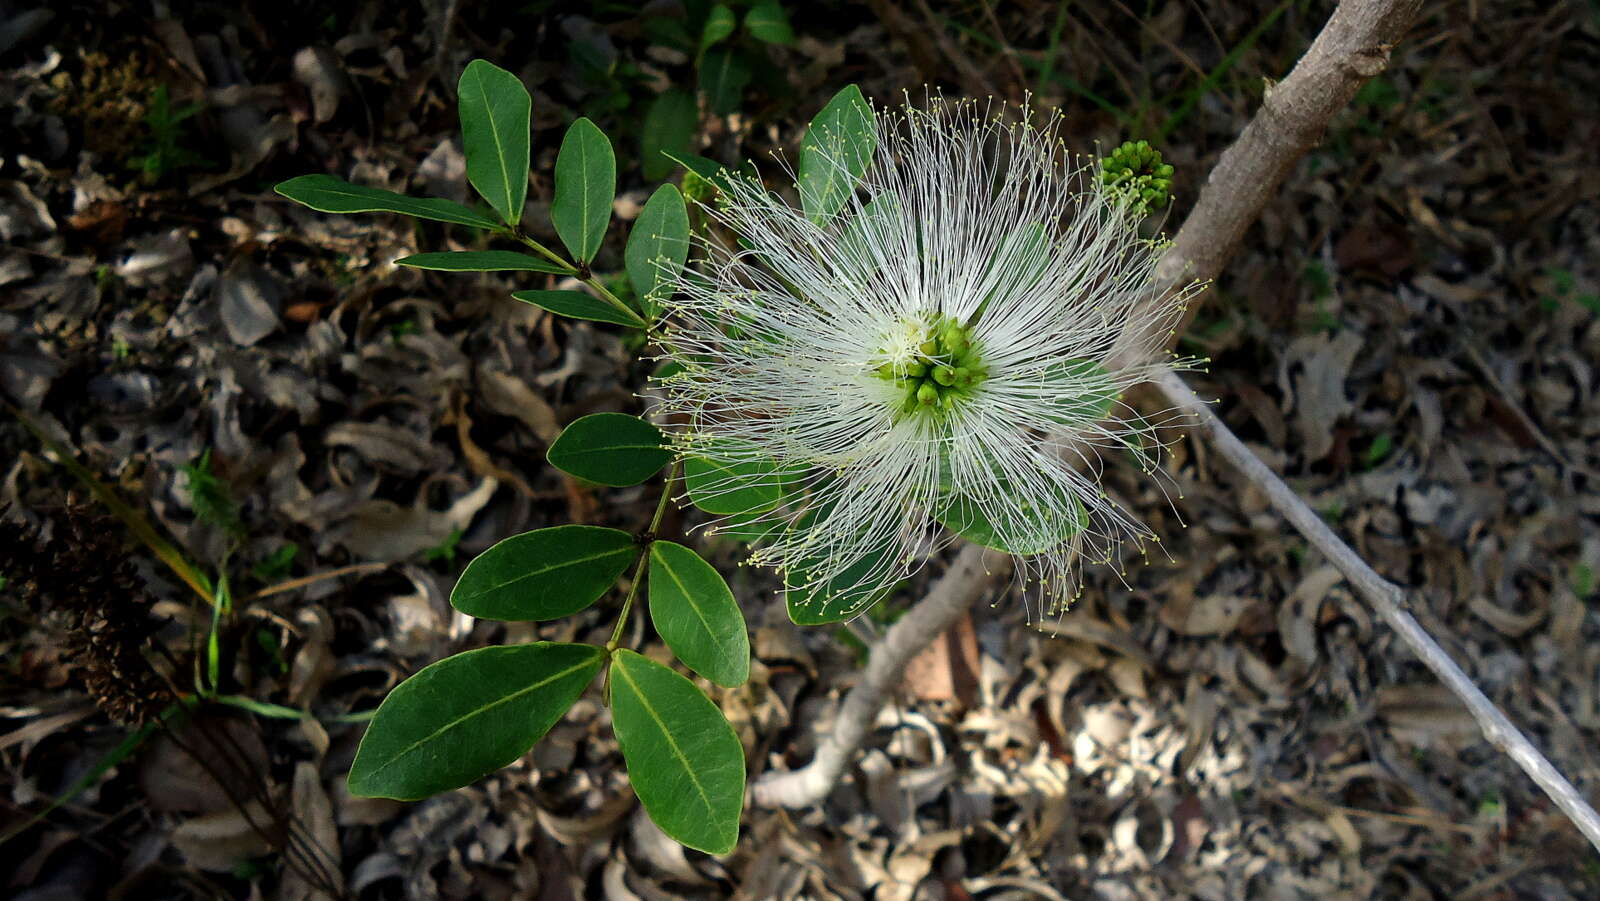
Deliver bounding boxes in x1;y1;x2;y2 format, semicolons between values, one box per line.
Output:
606;461;680;652
753;543;1004;807
507;230;646;327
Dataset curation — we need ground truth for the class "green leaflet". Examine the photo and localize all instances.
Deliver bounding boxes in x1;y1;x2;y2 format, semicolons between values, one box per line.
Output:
640;89;699;181
745;0;795;44
936;488;1088;555
348;643;603;800
608;650;744;854
546;413;671;486
698;4;737;56
783;504;899;625
699;48;752;117
648;541;750;687
274;176;501;230
683;453;785;516
552;118;616;264
457;59;532;226
450;525;636;621
784;542;898;625
397;251;566;273
625;184;690;316
1043;358;1119;425
798;85;875;224
511;289;647;328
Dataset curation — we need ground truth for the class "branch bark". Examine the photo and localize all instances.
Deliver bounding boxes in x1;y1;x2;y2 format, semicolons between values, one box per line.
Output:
752;544;1007;808
1150;0;1422;342
1157;372;1600;855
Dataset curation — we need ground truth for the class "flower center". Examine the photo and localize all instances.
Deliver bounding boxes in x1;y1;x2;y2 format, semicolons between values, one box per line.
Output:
872;313;988;418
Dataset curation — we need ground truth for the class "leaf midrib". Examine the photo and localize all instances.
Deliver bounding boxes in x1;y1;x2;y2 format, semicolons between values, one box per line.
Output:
690;458;779;513
467;67;515;220
363;652;599;781
285;179;494;225
613;657;716;819
561;443;671;456
569;124;602;260
514;292;645;327
653;546;739;671
401;251;560;272
463;544;631;601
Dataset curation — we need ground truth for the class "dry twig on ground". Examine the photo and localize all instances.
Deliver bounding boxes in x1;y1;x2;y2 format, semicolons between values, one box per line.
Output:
1156;370;1600;855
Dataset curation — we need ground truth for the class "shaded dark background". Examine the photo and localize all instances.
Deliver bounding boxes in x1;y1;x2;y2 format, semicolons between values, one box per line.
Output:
3;0;1599;897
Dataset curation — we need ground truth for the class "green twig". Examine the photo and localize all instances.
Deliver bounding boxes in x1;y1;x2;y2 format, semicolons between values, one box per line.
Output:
212;693;377;724
606;461;680;653
201;569;231;696
507;230;646;327
505;229;578;273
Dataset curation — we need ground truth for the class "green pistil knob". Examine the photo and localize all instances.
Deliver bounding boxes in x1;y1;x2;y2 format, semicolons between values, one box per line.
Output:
876;313;988;420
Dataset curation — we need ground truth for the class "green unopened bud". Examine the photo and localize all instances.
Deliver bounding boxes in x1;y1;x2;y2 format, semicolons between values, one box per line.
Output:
933;365;956;386
917;383;938;405
918;340;938;357
1101;139;1172;211
906;361;928;378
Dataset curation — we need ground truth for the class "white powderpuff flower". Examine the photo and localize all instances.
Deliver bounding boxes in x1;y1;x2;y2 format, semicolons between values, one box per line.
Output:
656;96;1199;617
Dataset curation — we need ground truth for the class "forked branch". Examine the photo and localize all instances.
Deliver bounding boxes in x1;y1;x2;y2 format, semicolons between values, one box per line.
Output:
754;0;1443;813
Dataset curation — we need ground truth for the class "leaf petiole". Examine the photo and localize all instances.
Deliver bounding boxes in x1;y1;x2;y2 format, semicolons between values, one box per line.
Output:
507;229;648;329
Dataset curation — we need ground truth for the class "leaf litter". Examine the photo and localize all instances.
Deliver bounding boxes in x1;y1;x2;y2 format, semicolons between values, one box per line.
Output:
1;2;1599;898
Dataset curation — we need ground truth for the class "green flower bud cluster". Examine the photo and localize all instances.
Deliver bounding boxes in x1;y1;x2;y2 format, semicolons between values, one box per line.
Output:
1100;140;1174;211
874;313;988;418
